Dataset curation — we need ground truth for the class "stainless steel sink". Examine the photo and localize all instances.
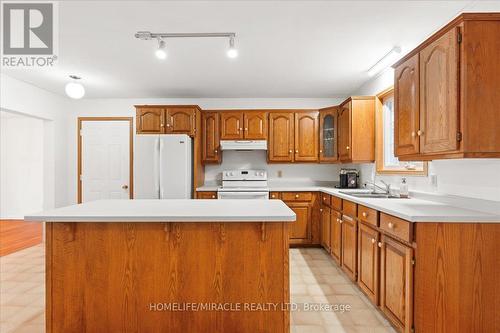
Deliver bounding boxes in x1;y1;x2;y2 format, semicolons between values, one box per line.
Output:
339;191;408;199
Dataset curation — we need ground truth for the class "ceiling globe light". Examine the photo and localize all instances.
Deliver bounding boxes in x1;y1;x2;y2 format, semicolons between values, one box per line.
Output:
65;75;85;99
155;38;167;60
227;36;238;58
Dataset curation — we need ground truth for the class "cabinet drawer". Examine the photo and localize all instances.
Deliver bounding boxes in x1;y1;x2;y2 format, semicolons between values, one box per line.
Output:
332;196;342;211
358;205;379;227
196;191;217;199
282;192;313;202
380;213;412;243
321;193;331;207
342;200;357;218
270;192;281;200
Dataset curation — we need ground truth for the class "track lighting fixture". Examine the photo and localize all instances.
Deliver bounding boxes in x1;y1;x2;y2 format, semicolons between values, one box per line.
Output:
367;46;402;77
155;38;167;60
65;75;85;99
227;36;238;58
135;31;238;60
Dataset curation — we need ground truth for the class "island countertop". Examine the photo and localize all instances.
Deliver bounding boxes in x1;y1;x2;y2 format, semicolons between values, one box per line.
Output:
24;199;296;222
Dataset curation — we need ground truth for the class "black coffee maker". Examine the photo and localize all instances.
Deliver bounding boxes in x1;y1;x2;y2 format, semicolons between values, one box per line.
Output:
338;168;359;188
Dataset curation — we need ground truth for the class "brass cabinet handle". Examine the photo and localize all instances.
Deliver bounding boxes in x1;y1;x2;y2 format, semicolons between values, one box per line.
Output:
214;149;218;154
166;123;171;127
319;150;323;153
212;195;216;199
295;150;299;153
160;123;164;127
339;220;343;224
289;150;293;153
411;131;416;137
378;242;383;248
346;146;350;150
295;194;299;198
320;208;323;212
417;130;424;136
362;212;367;218
371;238;376;244
271;194;276;198
387;222;394;229
245;128;248;131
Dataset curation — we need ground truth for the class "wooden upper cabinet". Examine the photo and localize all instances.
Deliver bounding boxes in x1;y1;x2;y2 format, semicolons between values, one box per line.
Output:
338;97;375;163
380;235;413;333
394;54;420;156
244;112;268;139
268;113;294;162
201;112;220;164
220;112;244;139
319;107;338;163
338;102;352;161
136;107;164;134
166;107;196;136
294;112;319;162
419;27;460;154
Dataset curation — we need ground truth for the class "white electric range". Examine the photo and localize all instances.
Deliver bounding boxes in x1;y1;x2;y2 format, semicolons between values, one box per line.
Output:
217;169;269;200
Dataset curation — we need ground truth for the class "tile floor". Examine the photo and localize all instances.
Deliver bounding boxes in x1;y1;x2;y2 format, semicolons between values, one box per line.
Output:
0;245;396;333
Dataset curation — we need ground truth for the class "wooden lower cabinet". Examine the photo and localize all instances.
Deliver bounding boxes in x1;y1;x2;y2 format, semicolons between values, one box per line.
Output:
340;215;357;281
195;191;217;199
380;234;413;333
320;206;331;251
330;210;342;264
357;223;379;304
287;202;311;244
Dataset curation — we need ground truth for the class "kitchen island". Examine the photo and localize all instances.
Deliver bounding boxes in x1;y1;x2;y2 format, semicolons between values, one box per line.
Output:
26;199;296;333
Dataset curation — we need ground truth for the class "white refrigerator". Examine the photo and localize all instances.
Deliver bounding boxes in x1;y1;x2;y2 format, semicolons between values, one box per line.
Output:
134;134;192;199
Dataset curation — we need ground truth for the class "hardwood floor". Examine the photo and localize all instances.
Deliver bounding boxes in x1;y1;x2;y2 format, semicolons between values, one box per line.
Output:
0;220;43;256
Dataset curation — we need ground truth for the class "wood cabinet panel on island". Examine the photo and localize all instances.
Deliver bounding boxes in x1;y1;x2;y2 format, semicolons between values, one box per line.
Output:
393;13;500;160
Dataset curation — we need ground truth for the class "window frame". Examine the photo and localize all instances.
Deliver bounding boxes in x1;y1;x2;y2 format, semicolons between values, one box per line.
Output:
375;87;428;176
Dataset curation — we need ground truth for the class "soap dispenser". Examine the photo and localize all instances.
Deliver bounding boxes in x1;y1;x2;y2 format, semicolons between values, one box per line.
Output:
400;177;409;198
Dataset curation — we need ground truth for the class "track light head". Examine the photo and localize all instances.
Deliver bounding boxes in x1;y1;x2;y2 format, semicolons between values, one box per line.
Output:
227;36;238;59
155;38;167;60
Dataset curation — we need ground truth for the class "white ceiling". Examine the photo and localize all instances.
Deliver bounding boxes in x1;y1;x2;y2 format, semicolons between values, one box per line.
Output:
2;0;498;99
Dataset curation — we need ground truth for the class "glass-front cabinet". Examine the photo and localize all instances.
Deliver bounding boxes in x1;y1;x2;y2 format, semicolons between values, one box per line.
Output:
319;107;338;162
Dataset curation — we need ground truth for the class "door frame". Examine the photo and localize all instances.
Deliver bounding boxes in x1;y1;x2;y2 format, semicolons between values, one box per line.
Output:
77;117;134;203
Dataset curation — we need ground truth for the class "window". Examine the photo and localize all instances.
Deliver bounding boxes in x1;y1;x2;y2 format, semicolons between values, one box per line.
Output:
376;87;427;175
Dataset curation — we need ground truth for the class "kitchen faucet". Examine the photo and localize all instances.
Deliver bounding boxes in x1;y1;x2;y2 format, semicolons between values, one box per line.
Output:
364;180;391;194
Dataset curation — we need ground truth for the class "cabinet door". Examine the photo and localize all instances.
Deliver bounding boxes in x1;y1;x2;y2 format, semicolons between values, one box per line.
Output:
287;202;311;244
244;112;268;139
320;206;331;251
195;191;217;199
220;112;244;140
136;108;165;134
319;109;338;162
341;215;357;281
330;210;342;264
357;223;379;304
166;108;195;136
419;27;460;154
380;235;413;333
268;113;294;162
294;112;319;162
338;103;352;161
394;54;420;156
202;112;220;163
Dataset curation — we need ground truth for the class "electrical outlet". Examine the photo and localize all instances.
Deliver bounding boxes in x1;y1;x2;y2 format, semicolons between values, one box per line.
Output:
277;170;283;178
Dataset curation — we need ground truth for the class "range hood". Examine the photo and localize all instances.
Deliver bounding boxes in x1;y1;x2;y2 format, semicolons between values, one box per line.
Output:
220;140;267;151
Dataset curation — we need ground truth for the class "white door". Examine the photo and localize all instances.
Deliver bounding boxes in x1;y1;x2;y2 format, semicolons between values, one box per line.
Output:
81;121;130;202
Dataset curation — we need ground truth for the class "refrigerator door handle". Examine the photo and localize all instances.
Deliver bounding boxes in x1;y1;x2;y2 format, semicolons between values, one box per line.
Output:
155;137;161;198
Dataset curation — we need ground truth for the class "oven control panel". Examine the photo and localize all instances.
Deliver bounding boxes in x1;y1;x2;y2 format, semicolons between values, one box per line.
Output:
222;169;267;181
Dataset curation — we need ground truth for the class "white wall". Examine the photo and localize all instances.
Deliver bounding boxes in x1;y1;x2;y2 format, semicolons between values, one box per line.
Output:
68;98;343;203
350;69;500;202
0;112;45;218
205;151;340;183
0;74;71;210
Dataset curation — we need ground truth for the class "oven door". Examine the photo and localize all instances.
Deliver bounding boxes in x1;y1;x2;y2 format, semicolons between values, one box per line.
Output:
217;191;269;200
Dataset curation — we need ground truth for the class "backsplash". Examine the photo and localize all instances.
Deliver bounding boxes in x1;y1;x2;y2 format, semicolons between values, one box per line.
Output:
204;151;340;183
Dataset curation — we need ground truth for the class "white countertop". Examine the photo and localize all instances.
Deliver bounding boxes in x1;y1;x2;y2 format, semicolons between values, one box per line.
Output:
25;199;296;222
196;182;500;223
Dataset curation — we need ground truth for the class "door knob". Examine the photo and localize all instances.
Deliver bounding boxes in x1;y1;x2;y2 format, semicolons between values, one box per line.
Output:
122;185;129;190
